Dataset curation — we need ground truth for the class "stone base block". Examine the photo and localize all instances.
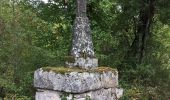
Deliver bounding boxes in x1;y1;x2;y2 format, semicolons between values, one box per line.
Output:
36;88;123;100
34;67;118;93
66;57;98;69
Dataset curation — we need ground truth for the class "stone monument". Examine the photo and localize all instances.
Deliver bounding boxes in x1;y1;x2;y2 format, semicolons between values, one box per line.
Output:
65;0;98;69
34;0;123;100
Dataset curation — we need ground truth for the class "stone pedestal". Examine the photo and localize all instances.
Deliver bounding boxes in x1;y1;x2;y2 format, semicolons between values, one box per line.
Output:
34;67;123;100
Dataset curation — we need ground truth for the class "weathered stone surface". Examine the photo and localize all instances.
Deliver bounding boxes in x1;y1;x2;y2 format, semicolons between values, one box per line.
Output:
67;0;98;69
36;89;61;100
36;88;123;100
34;67;118;93
66;57;98;69
71;17;94;58
76;0;87;17
71;0;94;59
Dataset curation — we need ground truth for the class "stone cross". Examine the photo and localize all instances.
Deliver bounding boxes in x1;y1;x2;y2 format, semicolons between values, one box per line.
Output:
66;0;98;69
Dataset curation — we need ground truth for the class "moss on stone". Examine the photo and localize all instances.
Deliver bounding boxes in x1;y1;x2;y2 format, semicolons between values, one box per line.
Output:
42;66;117;75
79;52;88;58
65;56;75;63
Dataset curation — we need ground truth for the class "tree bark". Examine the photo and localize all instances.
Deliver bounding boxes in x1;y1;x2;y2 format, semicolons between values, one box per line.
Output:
124;0;155;64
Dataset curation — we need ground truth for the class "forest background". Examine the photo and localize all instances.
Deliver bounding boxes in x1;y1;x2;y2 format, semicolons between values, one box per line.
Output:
0;0;170;99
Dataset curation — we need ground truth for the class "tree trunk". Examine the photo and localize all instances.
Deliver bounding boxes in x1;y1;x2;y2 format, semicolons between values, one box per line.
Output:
124;0;155;64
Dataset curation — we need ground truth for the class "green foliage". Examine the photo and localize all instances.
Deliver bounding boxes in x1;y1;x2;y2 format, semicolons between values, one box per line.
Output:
61;93;69;100
0;0;170;99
